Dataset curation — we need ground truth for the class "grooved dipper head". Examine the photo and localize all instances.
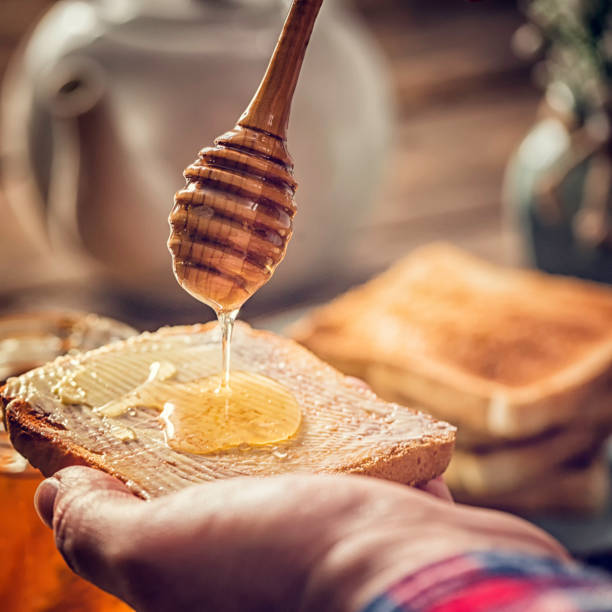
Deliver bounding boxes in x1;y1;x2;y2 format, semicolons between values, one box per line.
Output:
168;125;297;312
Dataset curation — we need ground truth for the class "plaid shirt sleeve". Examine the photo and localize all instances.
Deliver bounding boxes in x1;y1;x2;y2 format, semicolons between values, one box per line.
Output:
361;551;612;612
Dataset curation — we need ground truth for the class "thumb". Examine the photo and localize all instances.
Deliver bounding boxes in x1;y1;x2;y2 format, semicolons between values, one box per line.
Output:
35;466;143;597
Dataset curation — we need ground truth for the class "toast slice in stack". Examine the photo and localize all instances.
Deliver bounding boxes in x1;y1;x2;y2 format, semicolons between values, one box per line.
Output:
444;427;606;496
453;453;610;515
291;244;612;514
292;244;612;439
1;322;455;499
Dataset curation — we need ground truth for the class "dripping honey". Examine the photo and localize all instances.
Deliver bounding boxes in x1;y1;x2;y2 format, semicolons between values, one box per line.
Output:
217;309;238;389
181;311;300;455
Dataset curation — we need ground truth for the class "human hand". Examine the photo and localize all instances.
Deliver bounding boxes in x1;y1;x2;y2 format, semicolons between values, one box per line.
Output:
34;467;568;612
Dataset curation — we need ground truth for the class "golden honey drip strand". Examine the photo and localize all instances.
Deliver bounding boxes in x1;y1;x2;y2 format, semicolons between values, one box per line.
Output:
219;309;238;389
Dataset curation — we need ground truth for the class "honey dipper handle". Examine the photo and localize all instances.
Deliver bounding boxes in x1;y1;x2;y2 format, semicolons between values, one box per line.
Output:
238;0;324;139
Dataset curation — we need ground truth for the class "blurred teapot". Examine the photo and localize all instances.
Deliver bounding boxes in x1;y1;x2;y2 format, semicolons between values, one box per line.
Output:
1;0;392;311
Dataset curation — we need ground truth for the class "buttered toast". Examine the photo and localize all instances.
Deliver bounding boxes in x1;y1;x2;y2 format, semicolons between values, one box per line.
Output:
1;322;455;499
291;244;612;438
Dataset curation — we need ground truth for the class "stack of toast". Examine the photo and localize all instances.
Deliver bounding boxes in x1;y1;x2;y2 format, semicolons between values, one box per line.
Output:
292;244;612;515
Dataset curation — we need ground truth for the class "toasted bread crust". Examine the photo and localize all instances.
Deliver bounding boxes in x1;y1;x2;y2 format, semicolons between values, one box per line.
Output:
5;398;120;479
337;437;455;484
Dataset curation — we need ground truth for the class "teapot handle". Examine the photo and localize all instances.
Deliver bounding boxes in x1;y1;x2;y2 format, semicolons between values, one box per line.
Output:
45;57;106;263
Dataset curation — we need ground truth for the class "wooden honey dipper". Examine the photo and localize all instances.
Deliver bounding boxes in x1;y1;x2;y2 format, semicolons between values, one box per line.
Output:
168;0;324;314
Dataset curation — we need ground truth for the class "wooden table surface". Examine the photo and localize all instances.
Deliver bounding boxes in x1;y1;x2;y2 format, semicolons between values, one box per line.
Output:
0;0;540;326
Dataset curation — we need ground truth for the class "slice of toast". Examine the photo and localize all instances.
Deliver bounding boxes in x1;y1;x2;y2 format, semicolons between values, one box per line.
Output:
454;454;610;515
443;427;607;496
291;243;612;438
1;322;455;499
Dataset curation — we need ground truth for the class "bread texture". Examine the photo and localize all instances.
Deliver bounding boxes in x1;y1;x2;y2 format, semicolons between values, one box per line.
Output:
1;322;455;499
291;243;612;438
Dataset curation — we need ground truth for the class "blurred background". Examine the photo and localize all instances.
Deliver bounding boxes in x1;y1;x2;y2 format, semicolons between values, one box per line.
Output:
1;1;612;607
0;0;547;329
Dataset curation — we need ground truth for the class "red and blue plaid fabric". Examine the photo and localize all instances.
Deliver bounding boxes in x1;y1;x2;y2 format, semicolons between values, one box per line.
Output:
362;551;612;611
